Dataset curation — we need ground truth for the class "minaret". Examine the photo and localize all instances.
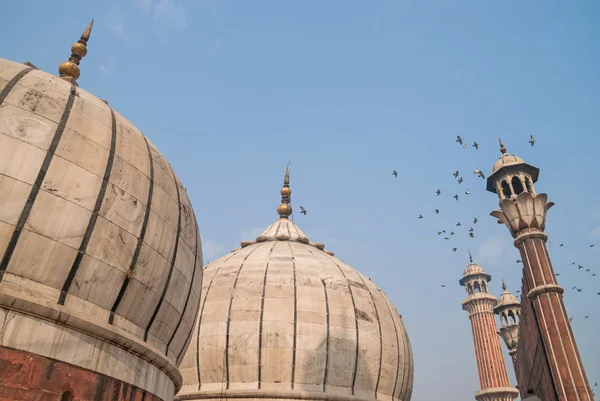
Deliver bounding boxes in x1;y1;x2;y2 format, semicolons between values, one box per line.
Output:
493;281;521;370
487;140;593;401
459;253;519;401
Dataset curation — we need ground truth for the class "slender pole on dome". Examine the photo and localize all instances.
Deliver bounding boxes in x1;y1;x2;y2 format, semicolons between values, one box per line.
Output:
468;250;473;264
277;165;293;219
502;279;507;291
58;19;94;85
499;138;507;155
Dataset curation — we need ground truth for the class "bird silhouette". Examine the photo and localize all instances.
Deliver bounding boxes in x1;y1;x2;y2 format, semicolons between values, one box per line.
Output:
468;227;474;232
458;177;463;184
591;244;595;247
452;248;457;252
300;206;307;215
456;135;463;145
560;244;564;247
576;288;582;292
434;209;439;214
441;284;446;288
456;222;462;226
517;260;522;263
453;194;459;201
473;142;479;150
465;189;470;195
529;135;535;147
469;232;474;238
453;170;459;178
436;189;441;196
450;232;455;235
437;231;443;235
418;214;423;219
473;217;478;224
474;168;485;179
444;237;450;240
393;170;398;177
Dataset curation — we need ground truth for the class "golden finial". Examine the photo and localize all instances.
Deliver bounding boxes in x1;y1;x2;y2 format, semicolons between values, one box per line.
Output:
468;250;473;264
499;138;507;155
58;19;94;84
502;279;507;291
277;165;292;218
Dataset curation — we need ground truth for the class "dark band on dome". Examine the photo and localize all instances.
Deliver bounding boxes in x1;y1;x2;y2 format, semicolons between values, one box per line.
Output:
194;251;241;389
400;325;413;401
356;275;383;397
328;257;359;395
382;295;402;398
59;106;118;305
321;271;331;391
144;164;183;341
0;67;32;105
167;214;200;354
0;84;76;282
225;245;265;389
289;242;299;389
257;244;276;389
108;134;155;324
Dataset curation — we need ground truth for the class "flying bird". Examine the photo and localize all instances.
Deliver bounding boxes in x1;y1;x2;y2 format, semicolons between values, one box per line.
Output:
450;232;455;235
299;206;307;215
456;222;462;226
556;273;560;277
453;194;459;201
473;142;479;150
453;170;459;178
560;244;564;247
436;189;441;196
434;209;439;214
418;215;423;219
444;237;450;240
456;135;463;145
474;168;485;179
591;244;595;247
529;135;535;147
458;177;463;184
468;227;474;232
473;217;478;224
452;248;457;252
469;232;474;238
437;231;443;235
441;284;446;288
392;170;398;177
465;189;470;195
517;260;522;263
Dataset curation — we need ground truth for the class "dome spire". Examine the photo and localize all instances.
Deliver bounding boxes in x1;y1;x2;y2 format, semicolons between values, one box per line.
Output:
276;165;292;218
502;279;507;291
499;138;507;155
58;19;94;85
468;250;473;264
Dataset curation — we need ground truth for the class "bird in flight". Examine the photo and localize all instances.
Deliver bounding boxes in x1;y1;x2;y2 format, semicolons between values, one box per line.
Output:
436;189;441;196
450;231;455;236
434;209;439;214
300;206;307;215
473;142;479;150
560;244;564;247
393;170;398;177
453;194;459;201
529;135;535;147
458;177;463;184
469;232;474;238
465;189;470;195
456;222;462;226
418;214;423;219
474;168;485;179
468;227;474;232
444;237;450;240
591;244;595;247
517;260;522;263
437;231;443;235
452;248;457;252
441;284;446;288
473;217;478;224
456;135;463;145
453;170;459;178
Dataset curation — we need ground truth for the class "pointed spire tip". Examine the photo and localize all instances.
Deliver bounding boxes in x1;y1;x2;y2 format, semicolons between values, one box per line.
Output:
277;164;292;218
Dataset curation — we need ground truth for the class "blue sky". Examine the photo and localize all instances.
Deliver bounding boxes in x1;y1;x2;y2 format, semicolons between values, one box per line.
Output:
3;1;600;400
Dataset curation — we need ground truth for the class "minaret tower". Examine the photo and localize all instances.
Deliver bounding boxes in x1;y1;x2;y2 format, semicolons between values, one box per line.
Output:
493;281;521;370
459;253;519;401
487;140;593;401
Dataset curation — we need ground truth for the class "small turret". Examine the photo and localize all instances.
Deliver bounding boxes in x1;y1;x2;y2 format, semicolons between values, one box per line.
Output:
494;281;521;359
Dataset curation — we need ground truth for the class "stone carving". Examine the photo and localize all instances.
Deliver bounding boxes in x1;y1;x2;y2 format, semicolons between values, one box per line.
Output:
490;192;554;238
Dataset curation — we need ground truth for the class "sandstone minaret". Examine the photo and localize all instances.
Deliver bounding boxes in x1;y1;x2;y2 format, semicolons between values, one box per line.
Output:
493;281;521;371
487;140;593;401
460;254;519;401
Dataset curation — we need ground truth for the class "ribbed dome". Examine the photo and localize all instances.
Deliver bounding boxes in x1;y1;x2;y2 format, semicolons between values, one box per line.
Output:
491;153;525;174
495;286;520;310
177;217;413;401
0;58;202;396
463;262;485;277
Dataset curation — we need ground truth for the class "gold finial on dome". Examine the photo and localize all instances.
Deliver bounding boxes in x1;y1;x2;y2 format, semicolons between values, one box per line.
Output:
58;19;94;85
499;138;507;155
277;165;293;218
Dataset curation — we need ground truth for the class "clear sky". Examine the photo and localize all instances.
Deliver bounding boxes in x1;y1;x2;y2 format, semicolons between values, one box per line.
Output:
3;1;600;400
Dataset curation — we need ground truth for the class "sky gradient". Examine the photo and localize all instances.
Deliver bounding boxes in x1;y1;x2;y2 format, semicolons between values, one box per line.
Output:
2;1;600;400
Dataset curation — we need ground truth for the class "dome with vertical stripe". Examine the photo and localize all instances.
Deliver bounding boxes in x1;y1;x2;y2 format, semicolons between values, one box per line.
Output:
0;56;202;398
176;170;413;401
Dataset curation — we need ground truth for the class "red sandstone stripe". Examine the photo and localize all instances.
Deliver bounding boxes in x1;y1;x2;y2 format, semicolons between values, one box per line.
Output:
475;312;492;389
469;314;485;388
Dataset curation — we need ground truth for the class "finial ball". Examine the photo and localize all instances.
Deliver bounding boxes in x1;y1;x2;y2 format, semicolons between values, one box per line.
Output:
58;61;80;80
71;42;88;58
280;187;291;196
277;203;292;218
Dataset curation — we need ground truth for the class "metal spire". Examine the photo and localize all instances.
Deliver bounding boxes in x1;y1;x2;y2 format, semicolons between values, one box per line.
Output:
276;165;292;219
58;19;94;84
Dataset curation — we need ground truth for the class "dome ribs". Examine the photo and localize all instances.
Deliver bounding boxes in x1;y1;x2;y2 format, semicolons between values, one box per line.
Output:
320;271;331;392
355;273;384;398
0;66;32;105
381;292;403;399
58;106;118;305
168;214;200;356
108;133;155;324
288;242;299;389
144;163;183;342
0;83;76;282
257;243;277;389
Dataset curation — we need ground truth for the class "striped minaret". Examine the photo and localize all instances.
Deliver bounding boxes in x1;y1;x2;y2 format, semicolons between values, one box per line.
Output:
460;254;519;401
487;139;593;401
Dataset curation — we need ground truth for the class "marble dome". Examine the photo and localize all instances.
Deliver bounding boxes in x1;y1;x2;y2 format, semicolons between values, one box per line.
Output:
0;49;202;398
177;170;413;401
